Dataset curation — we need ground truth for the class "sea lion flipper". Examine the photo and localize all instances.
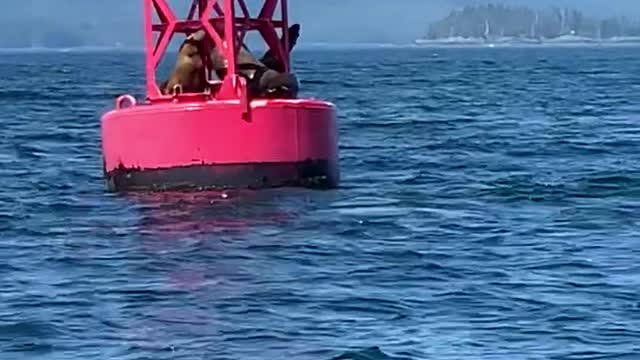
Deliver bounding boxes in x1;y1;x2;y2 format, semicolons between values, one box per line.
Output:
159;79;169;94
260;23;300;72
288;23;300;51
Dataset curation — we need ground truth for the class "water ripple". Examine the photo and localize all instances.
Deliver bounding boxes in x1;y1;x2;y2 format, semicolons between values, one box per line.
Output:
1;47;640;359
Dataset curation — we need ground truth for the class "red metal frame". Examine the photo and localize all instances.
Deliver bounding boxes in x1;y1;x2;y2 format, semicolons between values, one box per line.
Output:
144;0;290;102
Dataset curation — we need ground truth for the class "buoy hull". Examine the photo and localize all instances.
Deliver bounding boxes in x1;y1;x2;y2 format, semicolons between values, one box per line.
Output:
100;99;339;192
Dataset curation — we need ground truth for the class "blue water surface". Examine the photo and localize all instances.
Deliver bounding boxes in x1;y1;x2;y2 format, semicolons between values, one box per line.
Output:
1;45;640;359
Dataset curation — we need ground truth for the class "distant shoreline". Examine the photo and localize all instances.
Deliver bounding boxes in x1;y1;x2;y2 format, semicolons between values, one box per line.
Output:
421;3;640;49
412;37;640;48
0;46;144;53
1;41;639;54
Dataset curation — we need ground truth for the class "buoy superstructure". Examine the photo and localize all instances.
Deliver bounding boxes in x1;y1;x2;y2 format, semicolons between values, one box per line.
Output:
100;0;339;192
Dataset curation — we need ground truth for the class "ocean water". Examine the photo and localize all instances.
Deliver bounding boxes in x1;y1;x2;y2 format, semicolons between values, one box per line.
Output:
1;46;640;359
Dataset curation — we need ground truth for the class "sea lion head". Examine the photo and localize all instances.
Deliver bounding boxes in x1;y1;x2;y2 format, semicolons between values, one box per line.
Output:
257;69;299;99
177;34;206;69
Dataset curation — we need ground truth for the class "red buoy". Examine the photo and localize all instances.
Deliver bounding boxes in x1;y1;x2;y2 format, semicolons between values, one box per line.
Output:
100;0;339;192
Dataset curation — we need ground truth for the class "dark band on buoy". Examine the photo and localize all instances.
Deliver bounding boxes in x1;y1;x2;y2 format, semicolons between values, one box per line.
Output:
105;160;338;192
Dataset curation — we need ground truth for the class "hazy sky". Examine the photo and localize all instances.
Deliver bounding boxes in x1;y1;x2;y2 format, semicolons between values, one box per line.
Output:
290;0;639;42
7;0;640;45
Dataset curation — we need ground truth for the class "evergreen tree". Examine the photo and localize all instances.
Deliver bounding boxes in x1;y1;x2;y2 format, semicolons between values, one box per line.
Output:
423;3;639;40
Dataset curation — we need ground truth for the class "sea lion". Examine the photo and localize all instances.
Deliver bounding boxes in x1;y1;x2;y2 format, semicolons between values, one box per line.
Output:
210;42;299;99
162;24;301;98
259;23;301;73
243;65;299;99
160;31;208;95
212;24;301;99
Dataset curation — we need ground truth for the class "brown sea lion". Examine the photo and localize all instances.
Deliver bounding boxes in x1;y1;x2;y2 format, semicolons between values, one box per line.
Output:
160;32;208;95
162;24;300;98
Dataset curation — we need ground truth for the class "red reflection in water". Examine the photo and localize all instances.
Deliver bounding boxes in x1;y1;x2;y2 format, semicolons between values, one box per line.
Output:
107;188;318;344
119;189;307;292
127;189;300;240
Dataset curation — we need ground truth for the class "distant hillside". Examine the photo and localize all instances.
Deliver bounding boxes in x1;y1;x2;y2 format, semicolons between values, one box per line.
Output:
423;3;640;40
0;19;116;48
